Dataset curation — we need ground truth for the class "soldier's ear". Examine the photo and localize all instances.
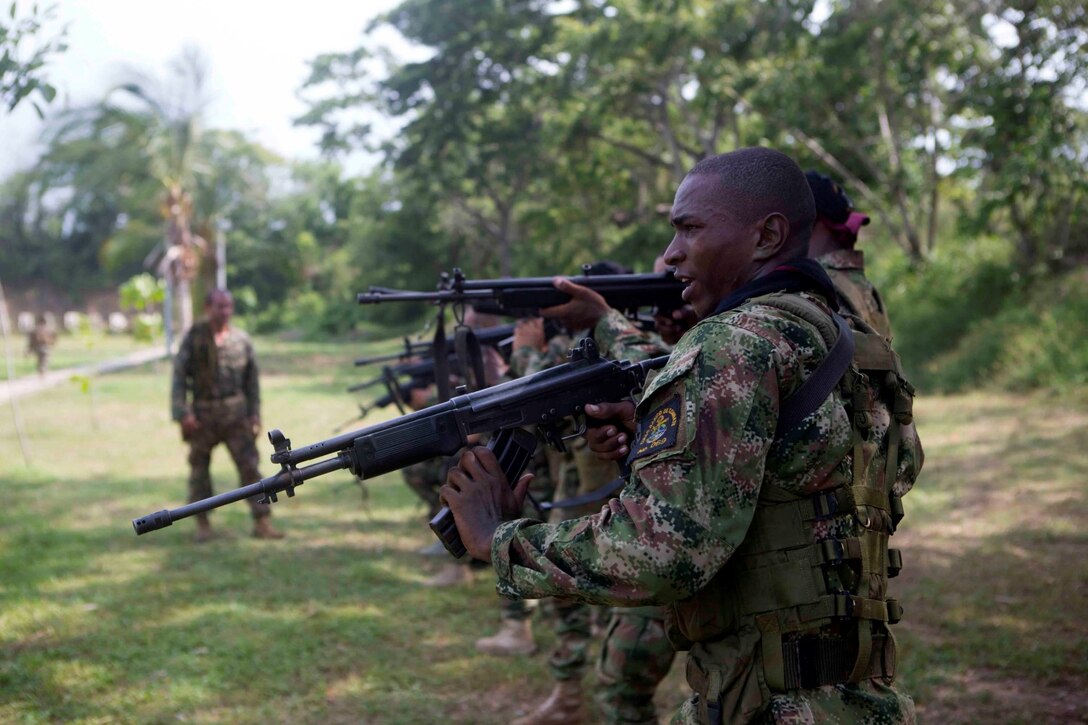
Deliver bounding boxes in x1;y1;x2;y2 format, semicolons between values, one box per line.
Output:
753;212;789;261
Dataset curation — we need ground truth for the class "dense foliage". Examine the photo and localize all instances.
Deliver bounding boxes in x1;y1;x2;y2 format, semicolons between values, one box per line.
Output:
0;0;1085;387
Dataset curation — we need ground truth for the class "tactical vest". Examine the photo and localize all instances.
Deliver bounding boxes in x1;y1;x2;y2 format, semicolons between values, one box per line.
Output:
824;267;892;339
669;293;915;711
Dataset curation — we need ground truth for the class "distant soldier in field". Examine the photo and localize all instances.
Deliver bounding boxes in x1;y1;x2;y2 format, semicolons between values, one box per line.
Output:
172;289;283;542
806;171;892;337
26;313;57;376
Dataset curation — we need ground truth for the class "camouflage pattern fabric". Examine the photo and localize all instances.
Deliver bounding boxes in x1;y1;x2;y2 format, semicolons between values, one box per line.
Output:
490;293;922;724
594;308;671;362
512;329;614;681
508;331;574;379
172;321;260;421
596;607;676;724
186;396;269;517
27;324;56;375
594;308;676;722
173;321;268;518
816;250;892;338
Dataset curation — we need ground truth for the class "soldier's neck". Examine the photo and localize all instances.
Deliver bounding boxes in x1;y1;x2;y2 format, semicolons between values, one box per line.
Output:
210;321;231;342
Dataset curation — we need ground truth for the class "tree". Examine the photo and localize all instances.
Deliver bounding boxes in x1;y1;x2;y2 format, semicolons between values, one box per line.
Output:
111;47;216;342
958;1;1088;271
0;2;66;116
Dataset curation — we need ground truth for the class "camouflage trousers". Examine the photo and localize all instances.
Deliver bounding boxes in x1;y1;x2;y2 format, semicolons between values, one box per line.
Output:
597;606;675;725
186;398;270;518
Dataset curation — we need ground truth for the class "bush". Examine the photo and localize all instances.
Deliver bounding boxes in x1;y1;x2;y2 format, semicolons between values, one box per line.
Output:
872;237;1088;393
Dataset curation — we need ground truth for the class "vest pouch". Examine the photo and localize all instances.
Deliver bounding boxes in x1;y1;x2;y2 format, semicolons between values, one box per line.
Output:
686;628;768;724
668;566;740;646
664;606;695;652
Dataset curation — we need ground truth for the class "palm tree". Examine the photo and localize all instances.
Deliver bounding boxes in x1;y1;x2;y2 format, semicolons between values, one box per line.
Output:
112;46;213;346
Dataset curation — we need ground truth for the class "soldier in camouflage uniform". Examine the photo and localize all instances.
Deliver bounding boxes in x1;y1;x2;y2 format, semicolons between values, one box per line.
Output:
499;321;598;721
806;171;892;338
444;147;922;724
172;289;282;542
26;314;56;376
542;257;694;724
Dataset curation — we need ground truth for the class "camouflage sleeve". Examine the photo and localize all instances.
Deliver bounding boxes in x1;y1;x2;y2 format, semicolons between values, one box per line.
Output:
244;338;260;419
510;334;573;377
491;319;782;606
508;345;540;378
593;308;669;362
171;330;194;421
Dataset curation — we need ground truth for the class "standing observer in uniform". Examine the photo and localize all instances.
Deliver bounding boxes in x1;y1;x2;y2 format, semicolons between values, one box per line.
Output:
443;147;922;724
172;288;283;542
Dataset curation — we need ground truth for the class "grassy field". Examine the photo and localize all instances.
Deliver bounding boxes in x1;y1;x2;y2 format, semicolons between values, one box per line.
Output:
1;337;1085;724
2;331;151;380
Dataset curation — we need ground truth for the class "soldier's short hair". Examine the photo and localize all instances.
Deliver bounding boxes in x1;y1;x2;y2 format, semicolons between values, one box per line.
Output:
205;288;232;304
688;148;816;252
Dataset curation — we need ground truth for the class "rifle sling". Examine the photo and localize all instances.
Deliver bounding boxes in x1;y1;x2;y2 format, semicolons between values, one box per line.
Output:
454;325;487;392
433;309;451;402
538;475;626;511
775;313;854;437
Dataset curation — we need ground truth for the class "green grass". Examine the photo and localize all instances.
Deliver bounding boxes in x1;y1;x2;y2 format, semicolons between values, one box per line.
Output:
2;331;153;380
1;338;1085;723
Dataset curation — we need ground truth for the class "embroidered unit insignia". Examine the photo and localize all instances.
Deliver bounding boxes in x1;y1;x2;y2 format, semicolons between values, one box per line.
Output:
633;395;681;460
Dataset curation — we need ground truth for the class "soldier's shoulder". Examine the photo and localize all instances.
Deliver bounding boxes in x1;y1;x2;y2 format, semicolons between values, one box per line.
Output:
690;302;816;365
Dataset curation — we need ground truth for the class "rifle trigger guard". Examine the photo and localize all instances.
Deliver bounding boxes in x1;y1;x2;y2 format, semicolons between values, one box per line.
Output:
562;416;587;442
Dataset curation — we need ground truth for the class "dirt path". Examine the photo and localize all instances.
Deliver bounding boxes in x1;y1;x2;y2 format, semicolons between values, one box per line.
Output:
0;346;169;404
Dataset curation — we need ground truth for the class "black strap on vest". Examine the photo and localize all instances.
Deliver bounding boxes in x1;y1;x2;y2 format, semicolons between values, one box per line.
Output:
775;313;854;437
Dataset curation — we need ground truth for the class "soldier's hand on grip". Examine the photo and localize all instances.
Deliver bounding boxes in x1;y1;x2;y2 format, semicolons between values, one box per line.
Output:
584;401;637;461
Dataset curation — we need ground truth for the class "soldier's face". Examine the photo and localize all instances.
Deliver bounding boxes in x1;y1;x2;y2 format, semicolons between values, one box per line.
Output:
207;294;234;327
663;174;761;318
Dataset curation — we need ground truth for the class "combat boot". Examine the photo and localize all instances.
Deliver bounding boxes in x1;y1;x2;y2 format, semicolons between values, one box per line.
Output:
252;516;285;540
511;680;585;725
421;562;471;587
194;513;213;543
475;619;537;656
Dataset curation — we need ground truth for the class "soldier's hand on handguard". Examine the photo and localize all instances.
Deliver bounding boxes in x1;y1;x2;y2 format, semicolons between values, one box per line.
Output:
441;446;534;562
584;401;637;461
541;278;610;331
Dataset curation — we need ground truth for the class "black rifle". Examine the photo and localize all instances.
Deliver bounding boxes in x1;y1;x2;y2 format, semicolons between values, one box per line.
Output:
133;339;668;554
358;268;685;318
352;323;519;368
347;359;436;395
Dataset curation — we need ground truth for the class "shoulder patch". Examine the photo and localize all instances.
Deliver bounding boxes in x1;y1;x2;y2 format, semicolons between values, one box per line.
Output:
631;394;682;461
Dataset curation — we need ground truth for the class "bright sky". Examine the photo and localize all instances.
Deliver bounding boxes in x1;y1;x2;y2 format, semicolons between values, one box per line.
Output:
0;0;406;176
